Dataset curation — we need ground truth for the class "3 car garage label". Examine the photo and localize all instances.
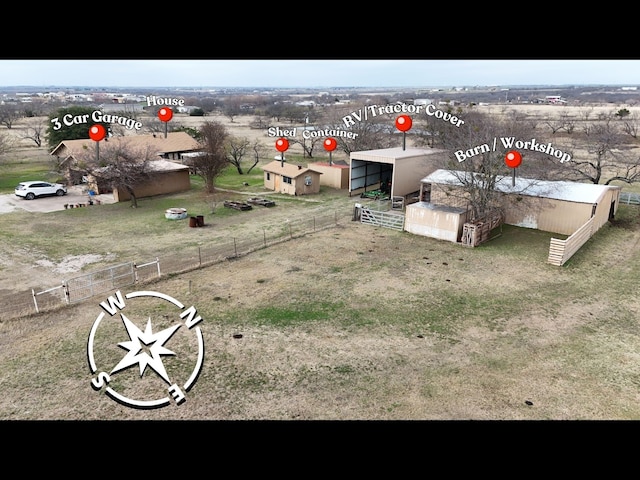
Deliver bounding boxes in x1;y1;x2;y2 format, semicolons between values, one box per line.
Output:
50;110;143;131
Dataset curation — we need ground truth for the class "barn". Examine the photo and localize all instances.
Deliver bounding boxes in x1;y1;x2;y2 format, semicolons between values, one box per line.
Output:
262;160;323;195
348;147;448;201
405;168;622;244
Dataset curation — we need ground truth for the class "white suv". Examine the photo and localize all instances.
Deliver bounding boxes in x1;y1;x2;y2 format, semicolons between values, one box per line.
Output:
15;181;68;200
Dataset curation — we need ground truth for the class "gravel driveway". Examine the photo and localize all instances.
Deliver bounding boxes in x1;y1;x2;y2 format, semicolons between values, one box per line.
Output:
0;186;115;214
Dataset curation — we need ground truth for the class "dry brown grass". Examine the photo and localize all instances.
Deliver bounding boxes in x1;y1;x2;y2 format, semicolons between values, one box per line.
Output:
1;207;640;420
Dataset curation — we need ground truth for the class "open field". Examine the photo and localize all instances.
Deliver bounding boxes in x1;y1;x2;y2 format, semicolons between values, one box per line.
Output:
1;104;640;420
1;205;640;420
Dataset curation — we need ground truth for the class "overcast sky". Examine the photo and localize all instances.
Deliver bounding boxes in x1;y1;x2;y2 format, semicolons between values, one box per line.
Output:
1;59;639;88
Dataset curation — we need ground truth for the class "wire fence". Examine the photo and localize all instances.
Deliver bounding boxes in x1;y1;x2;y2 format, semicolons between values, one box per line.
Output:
1;209;352;321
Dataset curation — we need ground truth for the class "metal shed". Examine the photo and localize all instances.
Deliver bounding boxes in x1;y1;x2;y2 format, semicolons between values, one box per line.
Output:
349;147;448;201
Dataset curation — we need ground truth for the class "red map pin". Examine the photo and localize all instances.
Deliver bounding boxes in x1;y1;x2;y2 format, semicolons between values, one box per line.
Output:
88;124;106;141
323;137;337;151
275;137;289;152
505;150;522;168
395;115;413;132
158;107;173;122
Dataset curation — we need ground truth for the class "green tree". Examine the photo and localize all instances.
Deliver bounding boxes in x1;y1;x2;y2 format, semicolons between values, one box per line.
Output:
46;106;109;151
615;108;630;118
174;125;201;140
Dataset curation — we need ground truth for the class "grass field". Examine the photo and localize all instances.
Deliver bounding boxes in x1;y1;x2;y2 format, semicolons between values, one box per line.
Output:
1;201;639;420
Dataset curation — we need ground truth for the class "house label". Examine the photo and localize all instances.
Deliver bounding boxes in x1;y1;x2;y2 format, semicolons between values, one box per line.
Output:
146;96;185;107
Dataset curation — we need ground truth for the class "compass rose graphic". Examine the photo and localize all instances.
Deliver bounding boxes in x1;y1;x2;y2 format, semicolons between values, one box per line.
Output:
111;315;181;383
88;290;205;410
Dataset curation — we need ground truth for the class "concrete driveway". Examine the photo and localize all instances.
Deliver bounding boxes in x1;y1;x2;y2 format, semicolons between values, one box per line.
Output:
0;186;115;214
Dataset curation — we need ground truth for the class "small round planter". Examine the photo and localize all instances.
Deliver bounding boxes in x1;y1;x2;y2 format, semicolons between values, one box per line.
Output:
165;208;188;220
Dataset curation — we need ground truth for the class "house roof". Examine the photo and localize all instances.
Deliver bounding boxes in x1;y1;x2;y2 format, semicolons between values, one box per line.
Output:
50;131;201;158
92;159;189;175
422;169;621;204
262;160;323;178
148;159;190;172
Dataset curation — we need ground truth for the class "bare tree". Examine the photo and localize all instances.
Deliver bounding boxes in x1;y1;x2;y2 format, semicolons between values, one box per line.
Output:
192;121;229;193
578;107;594;122
0;103;22;129
435;109;546;220
143;116;183;136
289;134;323;158
413;108;445;148
220;97;243;123
564;118;640;185
0;132;16;157
620;112;640;139
321;103;398;155
544;117;567;134
226;136;251;174
249;140;264;174
75;139;159;208
23;98;50;117
104;106;142;137
21;117;46;147
559;111;577;134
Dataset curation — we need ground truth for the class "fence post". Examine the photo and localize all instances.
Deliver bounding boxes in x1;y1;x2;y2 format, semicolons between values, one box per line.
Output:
134;262;138;282
156;257;161;277
63;281;70;304
32;289;39;313
198;246;202;267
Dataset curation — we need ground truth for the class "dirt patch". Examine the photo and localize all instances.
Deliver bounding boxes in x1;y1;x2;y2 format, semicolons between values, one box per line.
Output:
33;253;117;274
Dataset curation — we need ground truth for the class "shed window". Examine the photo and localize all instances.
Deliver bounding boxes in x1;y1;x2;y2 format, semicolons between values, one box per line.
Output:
283;176;292;184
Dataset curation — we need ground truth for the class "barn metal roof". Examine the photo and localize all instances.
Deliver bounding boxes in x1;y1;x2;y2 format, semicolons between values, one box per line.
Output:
422;169;620;204
350;147;447;163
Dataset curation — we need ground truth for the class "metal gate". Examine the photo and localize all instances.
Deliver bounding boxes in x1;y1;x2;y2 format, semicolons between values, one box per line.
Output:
359;207;404;231
64;262;136;304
